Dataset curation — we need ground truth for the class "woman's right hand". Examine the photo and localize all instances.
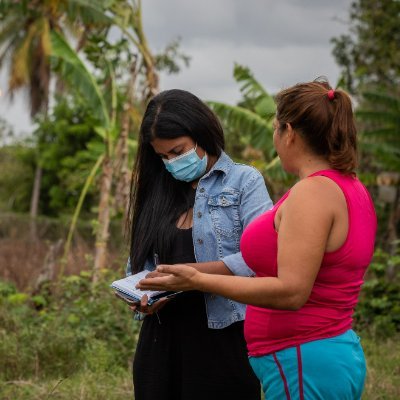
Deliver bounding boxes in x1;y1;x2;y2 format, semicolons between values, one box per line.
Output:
137;264;200;292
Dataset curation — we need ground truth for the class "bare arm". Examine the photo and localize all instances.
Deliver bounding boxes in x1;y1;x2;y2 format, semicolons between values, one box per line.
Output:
138;178;341;309
185;261;233;274
145;260;233;278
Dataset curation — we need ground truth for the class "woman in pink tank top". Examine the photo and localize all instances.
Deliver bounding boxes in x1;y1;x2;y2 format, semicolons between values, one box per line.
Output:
138;79;377;399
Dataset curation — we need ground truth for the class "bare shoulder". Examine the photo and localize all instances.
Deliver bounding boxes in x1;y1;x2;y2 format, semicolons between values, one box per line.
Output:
275;176;345;236
291;176;343;200
284;176;345;214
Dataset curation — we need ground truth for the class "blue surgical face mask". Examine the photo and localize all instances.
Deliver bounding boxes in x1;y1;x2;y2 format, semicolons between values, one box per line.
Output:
163;144;208;182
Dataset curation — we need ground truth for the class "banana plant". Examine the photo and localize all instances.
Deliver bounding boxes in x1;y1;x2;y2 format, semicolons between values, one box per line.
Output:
50;30;121;281
1;0;157;279
356;90;400;256
209;64;292;196
357;91;400;173
0;0;117;224
50;1;158;279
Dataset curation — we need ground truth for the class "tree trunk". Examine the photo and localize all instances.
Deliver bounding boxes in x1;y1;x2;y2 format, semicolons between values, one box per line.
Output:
93;156;113;283
114;104;132;226
29;164;42;240
115;62;138;229
387;184;400;279
34;239;64;292
133;0;159;99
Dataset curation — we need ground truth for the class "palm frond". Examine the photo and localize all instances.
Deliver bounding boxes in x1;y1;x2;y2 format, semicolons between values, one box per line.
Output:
357;89;400;173
360;127;400;139
0;35;19;70
67;0;114;25
50;30;110;127
39;18;52;58
0;16;21;48
357;110;400;125
362;92;400;110
8;23;38;90
208;101;274;158
360;142;400;171
233;63;276;119
234;63;268;100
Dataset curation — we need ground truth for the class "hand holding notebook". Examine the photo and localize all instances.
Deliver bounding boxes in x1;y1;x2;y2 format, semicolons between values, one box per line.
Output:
111;270;181;306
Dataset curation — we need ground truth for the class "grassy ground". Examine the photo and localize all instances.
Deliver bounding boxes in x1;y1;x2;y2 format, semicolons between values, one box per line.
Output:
1;334;399;400
0;371;132;400
362;335;400;399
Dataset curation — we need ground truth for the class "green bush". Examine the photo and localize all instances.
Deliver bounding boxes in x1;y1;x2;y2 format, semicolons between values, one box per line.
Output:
0;269;140;381
355;249;400;337
1;248;399;398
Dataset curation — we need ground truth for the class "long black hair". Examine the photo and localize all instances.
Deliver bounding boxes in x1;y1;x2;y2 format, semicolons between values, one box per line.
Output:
128;89;225;273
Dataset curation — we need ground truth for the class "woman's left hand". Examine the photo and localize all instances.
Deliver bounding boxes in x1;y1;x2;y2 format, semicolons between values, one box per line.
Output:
136;264;200;292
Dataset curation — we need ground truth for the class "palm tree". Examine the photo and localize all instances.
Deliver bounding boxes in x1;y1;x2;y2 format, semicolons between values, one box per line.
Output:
0;0;111;225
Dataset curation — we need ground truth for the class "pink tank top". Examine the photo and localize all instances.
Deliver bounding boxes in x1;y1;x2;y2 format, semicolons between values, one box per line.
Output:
241;170;377;356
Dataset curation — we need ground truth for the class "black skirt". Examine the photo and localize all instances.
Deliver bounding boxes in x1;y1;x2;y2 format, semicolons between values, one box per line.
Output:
132;228;260;400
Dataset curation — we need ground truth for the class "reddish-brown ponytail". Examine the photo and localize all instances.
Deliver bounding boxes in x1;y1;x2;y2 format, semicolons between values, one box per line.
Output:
275;79;357;174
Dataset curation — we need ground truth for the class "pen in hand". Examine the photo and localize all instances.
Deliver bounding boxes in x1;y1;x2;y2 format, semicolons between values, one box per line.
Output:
144;253;170;279
154;253;160;267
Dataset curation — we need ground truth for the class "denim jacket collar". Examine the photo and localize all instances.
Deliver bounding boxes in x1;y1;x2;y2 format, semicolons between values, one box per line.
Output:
201;151;233;180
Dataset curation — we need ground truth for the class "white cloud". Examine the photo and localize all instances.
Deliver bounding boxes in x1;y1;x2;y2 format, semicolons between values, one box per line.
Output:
0;0;352;134
0;69;32;134
159;41;343;103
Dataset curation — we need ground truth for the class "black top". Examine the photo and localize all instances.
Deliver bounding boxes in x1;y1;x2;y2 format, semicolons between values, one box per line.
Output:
132;201;260;400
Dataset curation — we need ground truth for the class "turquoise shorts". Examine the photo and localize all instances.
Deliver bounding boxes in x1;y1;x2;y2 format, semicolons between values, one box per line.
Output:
249;330;366;400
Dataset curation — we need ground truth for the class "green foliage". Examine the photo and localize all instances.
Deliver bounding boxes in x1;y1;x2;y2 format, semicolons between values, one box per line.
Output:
1;337;398;399
0;268;140;382
0;370;132;399
0;264;399;399
355;249;400;337
331;0;400;92
0;280;17;297
51;31;111;128
357;91;400;172
33;97;103;216
0;143;35;213
209;101;273;153
209;64;294;198
234;64;275;119
154;37;191;75
0;0;116;116
362;334;400;399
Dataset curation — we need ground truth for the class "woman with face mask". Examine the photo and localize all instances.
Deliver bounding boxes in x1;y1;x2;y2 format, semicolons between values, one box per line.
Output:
123;89;273;400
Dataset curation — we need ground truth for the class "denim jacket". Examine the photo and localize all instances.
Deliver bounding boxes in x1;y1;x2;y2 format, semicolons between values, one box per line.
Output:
127;151;272;329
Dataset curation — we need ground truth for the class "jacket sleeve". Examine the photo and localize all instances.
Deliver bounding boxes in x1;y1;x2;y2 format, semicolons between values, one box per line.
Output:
222;170;273;277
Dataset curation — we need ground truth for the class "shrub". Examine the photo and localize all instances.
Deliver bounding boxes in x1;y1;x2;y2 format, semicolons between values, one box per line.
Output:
354;249;400;337
0;268;140;381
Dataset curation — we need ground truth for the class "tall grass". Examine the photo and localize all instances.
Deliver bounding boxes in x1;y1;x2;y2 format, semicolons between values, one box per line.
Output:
0;270;140;396
0;272;399;399
0;213;128;291
0;216;398;399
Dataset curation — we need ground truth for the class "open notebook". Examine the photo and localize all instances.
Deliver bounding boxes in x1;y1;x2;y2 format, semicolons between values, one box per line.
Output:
111;270;180;305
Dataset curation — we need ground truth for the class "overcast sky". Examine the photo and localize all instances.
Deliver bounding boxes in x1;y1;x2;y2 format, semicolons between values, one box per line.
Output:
0;0;352;135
